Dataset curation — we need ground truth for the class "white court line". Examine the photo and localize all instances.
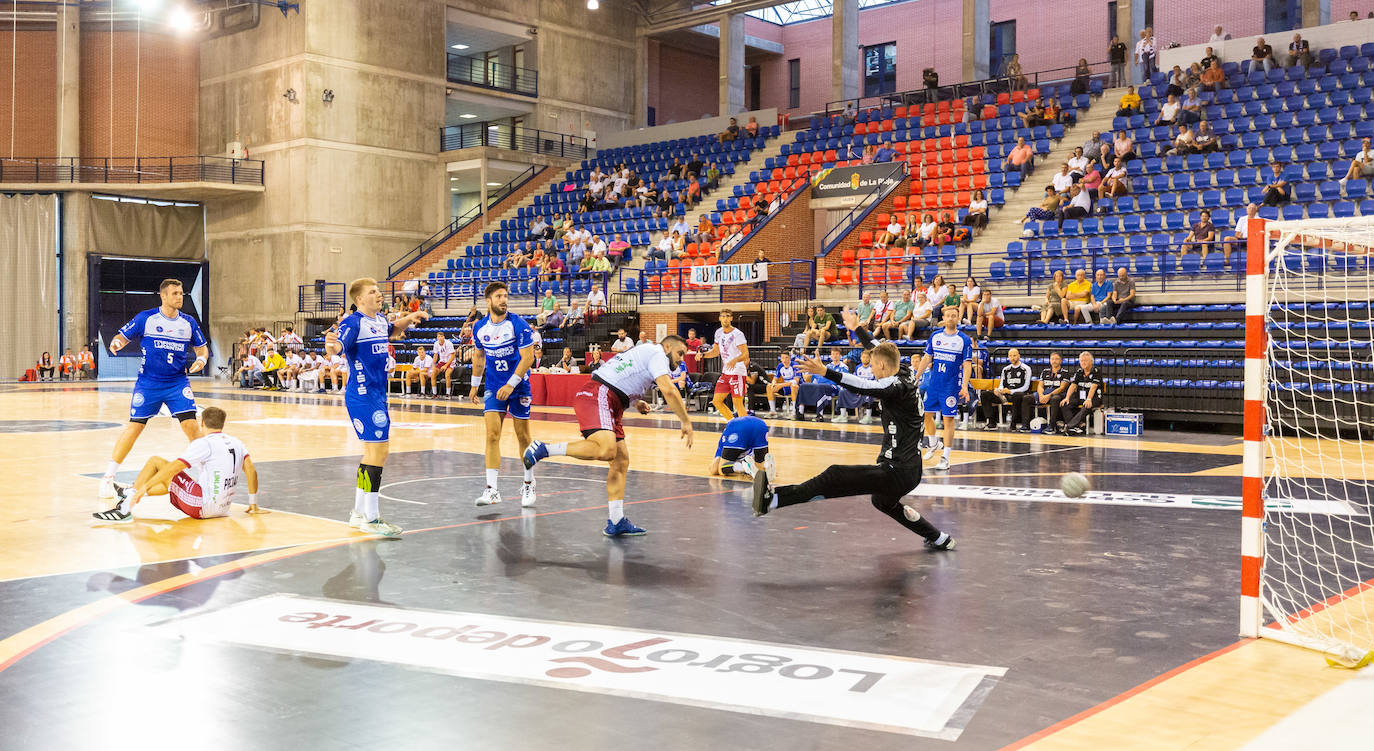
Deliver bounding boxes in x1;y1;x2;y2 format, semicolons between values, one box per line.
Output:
378;474;608;506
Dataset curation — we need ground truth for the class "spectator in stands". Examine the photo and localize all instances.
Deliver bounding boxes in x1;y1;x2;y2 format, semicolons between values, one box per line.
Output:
1040;270;1067;324
1222;203;1259;264
955;277;980;325
1070;58;1092;96
589;234;608;259
940;283;962;316
806;305;837;351
1193;121;1219;153
669;230;687;259
1135;30;1156;80
963;190;989;233
566;236;587;270
922;67;939;100
1185;63;1204;91
1200;61;1227;93
1016;186;1063;225
1003;54;1027;90
706;162;721;190
684;175;703;207
505;245;529;270
582;345;604;373
1051;163;1075;195
855;291;877;330
637;330;653;346
1103;156;1131;197
1064;269;1093;325
35;352;54;380
692;214;715;245
1080;163;1103;210
1066;147;1089;181
536;288;558;325
1105;266;1135;324
1200;47;1220;70
1183;209;1216;256
1036;351;1070;433
543;253;566;283
1252;37;1276;72
1351;10;1362;20
744;117;760;137
236;352;264;388
982;347;1034;431
1177;88;1204;127
915;212;939;246
874;215;901;251
904;289;935;339
1155;93;1181;130
1109;36;1128;87
875;290;910;340
859;144;878;165
611;328;633;354
585;286;606;321
528;216;550;241
1210;25;1227;43
873;291;895;334
1165;65;1187;97
1262;162;1292;206
840;101;857;125
1003;136;1035;179
561;302;585;333
1060;352;1104;435
1340;137;1374;188
934;212;958;246
750;195;771;227
720;117;740;143
1167;124;1197;156
584;250;613;276
975;288;1004;339
77;345;95;379
607;233;631;265
1018;99;1049;129
1059;183;1092;227
1083;131;1104;162
925;274;950;309
1082;268;1113;325
1287;33;1312;68
639;182;659;207
874;140;897;163
556;348;578;373
1115;86;1142;118
648;233;672;261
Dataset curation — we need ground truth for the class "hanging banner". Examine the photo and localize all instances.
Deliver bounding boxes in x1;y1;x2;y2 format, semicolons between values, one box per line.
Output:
689;263;769;286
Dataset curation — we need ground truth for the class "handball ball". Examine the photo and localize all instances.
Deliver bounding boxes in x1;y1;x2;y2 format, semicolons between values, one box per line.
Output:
1060;472;1091;498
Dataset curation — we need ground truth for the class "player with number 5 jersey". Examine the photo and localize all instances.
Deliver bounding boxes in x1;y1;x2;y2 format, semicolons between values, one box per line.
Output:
98;278;208;500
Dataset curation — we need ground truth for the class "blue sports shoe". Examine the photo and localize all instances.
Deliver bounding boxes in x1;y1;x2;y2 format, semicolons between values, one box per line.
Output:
523;440;549;470
603;517;647;537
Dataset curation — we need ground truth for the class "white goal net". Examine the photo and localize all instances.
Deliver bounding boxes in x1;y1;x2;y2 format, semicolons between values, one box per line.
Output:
1250;217;1374;665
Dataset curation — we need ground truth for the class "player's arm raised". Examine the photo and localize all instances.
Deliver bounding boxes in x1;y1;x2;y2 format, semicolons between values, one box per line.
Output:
468;346;487;405
498;344;535;401
389;310;429;339
243;456;267;514
841;310;877;351
652;373;694;447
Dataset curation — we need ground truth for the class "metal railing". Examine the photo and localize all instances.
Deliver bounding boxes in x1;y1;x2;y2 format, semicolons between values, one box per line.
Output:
440;121;590;160
299;273;614;316
824;60;1111;116
715;177;813;263
635;259;815;306
0;156;264;185
819;161;908;256
388;164;545;279
446;52;537;97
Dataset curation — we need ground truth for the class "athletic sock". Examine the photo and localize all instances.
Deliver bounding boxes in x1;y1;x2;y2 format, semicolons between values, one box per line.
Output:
768;397;777;412
357;464;383;520
547;442;568;456
523;466;534;483
104;461;119;479
838;409;847;419
354;486;364;514
363;492;380;522
485;468;499;488
608;499;625;523
942;446;951;461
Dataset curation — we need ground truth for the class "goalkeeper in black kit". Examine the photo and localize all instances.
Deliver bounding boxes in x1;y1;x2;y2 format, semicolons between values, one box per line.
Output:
750;310;955;551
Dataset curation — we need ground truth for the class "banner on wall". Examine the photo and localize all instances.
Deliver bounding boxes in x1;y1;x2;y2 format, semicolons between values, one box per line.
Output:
810;163;904;209
688;263;768;287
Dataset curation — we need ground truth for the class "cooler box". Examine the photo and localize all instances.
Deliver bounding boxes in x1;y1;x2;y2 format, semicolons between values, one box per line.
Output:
1105;412;1142;436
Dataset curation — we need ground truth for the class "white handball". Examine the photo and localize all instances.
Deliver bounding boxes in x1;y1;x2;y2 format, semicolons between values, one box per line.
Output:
1060;472;1091;498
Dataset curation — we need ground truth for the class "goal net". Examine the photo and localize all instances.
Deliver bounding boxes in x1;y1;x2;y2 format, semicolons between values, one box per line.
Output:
1245;216;1374;666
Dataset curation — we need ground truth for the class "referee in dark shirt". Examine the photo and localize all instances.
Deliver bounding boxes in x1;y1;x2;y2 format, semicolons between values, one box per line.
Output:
750;311;955;551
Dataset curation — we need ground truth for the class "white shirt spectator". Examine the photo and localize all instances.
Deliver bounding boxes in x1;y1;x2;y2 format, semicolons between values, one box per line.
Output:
926;283;951;307
1209;28;1226;43
979;296;1005;323
1233;213;1251;238
413;352;433;370
962;283;981;302
656;236;673;255
1067;155;1089;174
913;298;934;321
968;197;988;213
1069;189;1092;212
886;220;902;236
402;278;419;296
433;338;455;367
586;288;606;312
1160;101;1180;121
1052;171;1074;194
1107;165;1128;181
873;297;895;321
592;238;608;256
589;178;605;193
612;176;629;194
611;335;634;353
919;220;937;240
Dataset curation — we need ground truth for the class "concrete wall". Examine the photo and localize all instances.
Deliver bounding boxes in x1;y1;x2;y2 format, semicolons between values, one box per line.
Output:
648;40;719;124
598;107;778;150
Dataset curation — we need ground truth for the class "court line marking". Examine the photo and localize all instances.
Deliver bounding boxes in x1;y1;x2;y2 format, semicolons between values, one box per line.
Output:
0;488;730;676
377;473;607;506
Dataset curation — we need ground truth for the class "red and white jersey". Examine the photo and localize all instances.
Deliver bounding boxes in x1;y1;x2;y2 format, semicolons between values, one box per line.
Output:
594;343;672;400
433;339;455;365
328;354;346;370
279;331;303;348
715;327;748;376
177;432;249;516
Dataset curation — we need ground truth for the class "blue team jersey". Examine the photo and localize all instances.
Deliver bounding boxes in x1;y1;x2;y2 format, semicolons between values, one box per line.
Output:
715;415;770;457
673;361;691;385
774;364;797;381
338;312;394;400
923;329;973;393
117;308;206;383
473;314;535;389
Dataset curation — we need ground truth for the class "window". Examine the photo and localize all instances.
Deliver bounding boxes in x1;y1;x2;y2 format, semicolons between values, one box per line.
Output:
788;58;801;109
1107;1;1117;42
863;42;896;97
989;21;1016;79
1263;0;1301;33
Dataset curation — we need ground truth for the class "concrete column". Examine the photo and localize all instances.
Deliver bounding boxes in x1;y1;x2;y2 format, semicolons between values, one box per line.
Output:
963;0;990;82
479;159;488;227
1119;0;1146;85
831;0;859;104
1302;0;1329;27
633;34;649;128
55;0;79;161
60;191;92;350
718;13;744;117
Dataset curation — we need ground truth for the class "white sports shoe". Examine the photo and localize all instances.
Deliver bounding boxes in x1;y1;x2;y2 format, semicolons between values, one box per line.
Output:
922;438;944;461
348;510;365;528
98;476;116;499
520;482;537;508
475;486;502;506
763;453;778;483
934;457;950;471
734;457;757;478
359;518;403;538
858;414;874;425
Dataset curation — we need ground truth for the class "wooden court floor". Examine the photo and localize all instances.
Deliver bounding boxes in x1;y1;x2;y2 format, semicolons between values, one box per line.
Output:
0;380;1369;750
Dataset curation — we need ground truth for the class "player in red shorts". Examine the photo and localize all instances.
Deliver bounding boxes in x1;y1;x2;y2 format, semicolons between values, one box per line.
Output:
701;309;750;420
523;335;693;536
92;407;264;522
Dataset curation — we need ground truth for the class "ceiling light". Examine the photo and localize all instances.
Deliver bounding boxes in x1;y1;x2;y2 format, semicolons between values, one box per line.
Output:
486;182;502;186
587;0;599;9
459;113;477;119
167;4;195;32
451;43;470;50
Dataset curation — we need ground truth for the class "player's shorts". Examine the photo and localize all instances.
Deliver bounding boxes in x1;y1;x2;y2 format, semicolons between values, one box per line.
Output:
130;378;197;422
345;393;391;443
771;382;794;396
574;381;625;441
923;387;963;417
484;380;533;420
714;373;747;398
167;471;206;518
720;446;769;463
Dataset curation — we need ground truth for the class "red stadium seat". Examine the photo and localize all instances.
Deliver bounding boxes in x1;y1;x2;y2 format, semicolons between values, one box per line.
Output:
893;105;908;118
837;266;855;284
786;154;799;166
820;267;838;285
893;195;908;211
876;213;890;227
858;232;873;248
972;173;989;189
841;248;856;264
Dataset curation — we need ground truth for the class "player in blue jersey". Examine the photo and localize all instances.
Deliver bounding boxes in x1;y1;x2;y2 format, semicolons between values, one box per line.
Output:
468;281;539;508
763;352;799;417
708;414;774;479
913;304;973;471
325;277;428;538
99;278;209;500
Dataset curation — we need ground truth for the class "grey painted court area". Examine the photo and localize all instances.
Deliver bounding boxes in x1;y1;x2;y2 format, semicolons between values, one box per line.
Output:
0;450;1244;749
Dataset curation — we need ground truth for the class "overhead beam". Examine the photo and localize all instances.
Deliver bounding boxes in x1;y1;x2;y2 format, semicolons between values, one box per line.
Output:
639;0;801;35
